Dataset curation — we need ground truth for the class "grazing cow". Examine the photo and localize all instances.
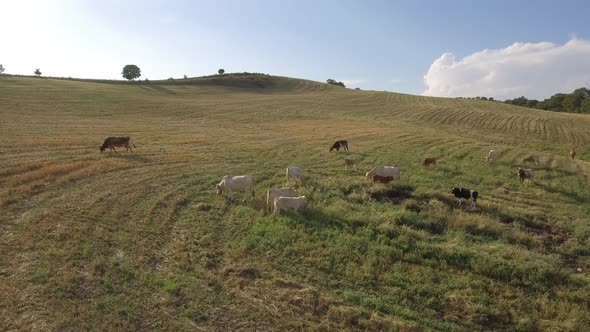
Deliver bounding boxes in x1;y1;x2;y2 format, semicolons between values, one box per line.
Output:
273;196;307;215
286;166;303;183
522;155;540;165
570;150;576;160
366;166;400;183
216;175;255;201
517;168;534;184
329;140;349;152
266;188;298;212
344;158;357;169
370;175;394;184
99;136;136;153
422;157;437;168
486;150;498;162
451;187;478;208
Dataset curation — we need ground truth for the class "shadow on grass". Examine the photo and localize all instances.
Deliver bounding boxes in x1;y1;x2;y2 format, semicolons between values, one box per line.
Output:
535;182;587;204
108;153;153;163
282;206;367;231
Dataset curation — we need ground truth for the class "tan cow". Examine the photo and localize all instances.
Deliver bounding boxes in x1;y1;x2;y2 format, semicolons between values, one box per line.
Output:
266;188;298;212
344;158;357;169
570;150;576;160
273;196;307;215
422;157;437;167
522;155;540;165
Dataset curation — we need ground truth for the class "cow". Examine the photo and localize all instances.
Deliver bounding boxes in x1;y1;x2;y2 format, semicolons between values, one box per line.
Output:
366;166;400;183
216;175;255;201
422;157;437;168
370;175;394;184
99;136;136;153
517;168;534;184
273;196;307;215
522;155;540;165
286;166;303;183
344;158;357;169
329;140;349;152
266;188;298;212
451;187;478;208
570;150;576;160
486;150;498;162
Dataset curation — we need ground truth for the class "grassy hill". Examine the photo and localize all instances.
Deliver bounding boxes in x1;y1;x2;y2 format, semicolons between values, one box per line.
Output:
1;74;589;331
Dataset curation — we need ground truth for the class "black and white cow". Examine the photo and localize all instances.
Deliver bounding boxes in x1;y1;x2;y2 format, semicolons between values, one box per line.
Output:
451;187;478;208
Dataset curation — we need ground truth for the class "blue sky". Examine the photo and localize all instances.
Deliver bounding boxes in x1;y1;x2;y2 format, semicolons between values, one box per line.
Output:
2;0;590;99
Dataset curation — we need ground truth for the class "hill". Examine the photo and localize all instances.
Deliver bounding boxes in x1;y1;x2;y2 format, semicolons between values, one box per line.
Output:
1;74;589;330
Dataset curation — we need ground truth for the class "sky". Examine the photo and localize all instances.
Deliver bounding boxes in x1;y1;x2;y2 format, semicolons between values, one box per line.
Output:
2;0;590;100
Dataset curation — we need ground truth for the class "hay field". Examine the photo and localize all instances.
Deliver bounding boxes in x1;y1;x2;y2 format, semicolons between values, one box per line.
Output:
1;74;589;330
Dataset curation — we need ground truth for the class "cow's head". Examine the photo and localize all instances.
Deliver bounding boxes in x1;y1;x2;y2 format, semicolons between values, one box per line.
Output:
99;145;106;152
216;184;222;195
451;187;460;196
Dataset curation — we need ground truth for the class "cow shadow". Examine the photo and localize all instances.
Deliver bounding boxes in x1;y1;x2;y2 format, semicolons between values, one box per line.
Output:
282;206;363;232
534;182;587;204
108;153;153;163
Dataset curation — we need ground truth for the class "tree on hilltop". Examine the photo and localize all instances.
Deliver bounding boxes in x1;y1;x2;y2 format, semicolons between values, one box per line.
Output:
326;78;345;88
0;64;5;74
122;64;141;81
218;68;225;75
34;68;42;77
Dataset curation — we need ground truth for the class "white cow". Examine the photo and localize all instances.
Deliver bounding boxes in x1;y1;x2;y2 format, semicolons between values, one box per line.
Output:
216;175;255;201
266;188;298;212
286;166;303;183
486;150;498;162
365;166;400;181
273;195;307;215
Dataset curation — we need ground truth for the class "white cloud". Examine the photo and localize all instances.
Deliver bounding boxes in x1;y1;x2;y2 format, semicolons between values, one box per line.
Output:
423;39;590;100
390;79;402;84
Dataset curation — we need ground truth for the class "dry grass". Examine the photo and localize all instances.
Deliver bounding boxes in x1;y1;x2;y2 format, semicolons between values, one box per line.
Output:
1;74;589;330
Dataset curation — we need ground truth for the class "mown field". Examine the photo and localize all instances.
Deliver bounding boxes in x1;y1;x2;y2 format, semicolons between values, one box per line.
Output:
1;74;589;331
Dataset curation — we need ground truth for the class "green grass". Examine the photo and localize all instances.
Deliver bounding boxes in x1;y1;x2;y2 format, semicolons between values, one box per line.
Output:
1;74;589;330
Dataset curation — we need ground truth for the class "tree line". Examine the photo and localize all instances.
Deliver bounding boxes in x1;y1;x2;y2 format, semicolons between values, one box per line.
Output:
503;88;590;114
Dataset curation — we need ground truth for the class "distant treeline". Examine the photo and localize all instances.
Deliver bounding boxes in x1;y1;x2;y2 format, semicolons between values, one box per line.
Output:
456;88;590;114
504;88;590;113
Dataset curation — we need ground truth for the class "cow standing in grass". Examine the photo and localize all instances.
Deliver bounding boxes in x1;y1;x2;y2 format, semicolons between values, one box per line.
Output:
570;150;576;160
330;140;349;152
452;187;478;208
517;168;534;184
522;155;540;166
486;150;498;162
422;157;437;168
286;166;303;184
273;196;307;215
100;136;136;153
216;175;255;201
266;188;298;212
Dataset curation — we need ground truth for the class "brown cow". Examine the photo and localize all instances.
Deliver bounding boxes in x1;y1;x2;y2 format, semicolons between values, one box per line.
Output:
344;158;357;169
368;174;394;184
522;155;540;165
100;136;136;153
570;150;576;160
517;167;534;184
422;157;437;168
